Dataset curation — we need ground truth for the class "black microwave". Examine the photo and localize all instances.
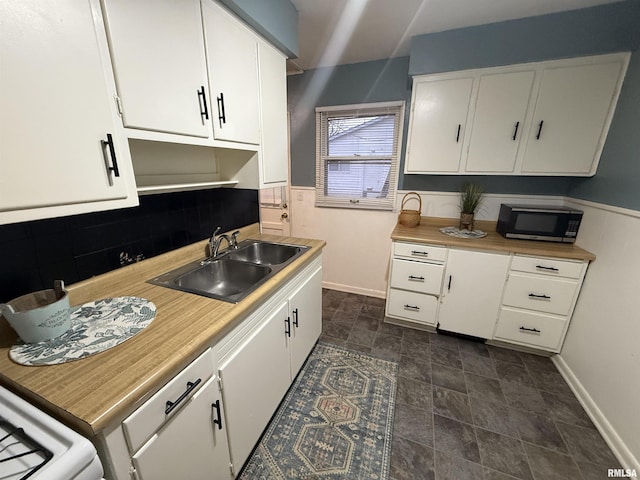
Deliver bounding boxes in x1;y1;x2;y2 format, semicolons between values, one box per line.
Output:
497;204;583;243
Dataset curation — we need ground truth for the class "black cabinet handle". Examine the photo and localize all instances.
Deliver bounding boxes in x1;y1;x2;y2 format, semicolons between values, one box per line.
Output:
404;304;420;311
165;378;202;415
285;317;291;337
197;86;209;121
216;92;226;127
101;133;120;178
212;399;223;430
292;308;299;328
411;250;429;257
519;326;541;333
535;120;544;140
512;121;520;141
528;293;551;299
456;124;461;143
408;275;425;282
447;275;452;292
536;265;559;272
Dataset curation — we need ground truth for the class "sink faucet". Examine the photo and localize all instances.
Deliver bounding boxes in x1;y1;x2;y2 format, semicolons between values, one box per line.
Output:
209;227;241;258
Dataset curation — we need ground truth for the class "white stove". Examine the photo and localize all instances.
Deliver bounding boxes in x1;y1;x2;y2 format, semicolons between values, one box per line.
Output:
0;386;103;480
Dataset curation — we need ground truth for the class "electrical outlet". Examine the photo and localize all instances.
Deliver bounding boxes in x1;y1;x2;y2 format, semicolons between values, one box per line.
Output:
297;191;304;201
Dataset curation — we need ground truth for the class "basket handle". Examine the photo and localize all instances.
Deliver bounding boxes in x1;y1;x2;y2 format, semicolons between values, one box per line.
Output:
401;192;422;212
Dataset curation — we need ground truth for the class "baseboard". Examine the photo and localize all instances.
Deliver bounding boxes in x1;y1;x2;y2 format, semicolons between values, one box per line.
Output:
553;355;639;470
322;281;386;299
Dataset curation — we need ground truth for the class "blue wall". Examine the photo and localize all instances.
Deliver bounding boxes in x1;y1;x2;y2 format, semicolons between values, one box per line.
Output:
220;0;298;57
288;0;640;208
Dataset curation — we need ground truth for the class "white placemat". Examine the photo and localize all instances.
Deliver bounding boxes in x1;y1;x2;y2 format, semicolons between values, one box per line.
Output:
10;297;156;366
439;226;488;239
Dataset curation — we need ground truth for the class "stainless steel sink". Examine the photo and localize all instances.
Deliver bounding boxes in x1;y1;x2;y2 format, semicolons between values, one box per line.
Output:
148;240;309;303
226;241;301;265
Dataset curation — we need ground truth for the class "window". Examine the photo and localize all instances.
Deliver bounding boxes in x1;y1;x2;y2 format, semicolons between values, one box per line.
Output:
315;101;405;210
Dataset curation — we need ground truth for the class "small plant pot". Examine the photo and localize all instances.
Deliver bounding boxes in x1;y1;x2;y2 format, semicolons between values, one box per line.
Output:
459;213;475;231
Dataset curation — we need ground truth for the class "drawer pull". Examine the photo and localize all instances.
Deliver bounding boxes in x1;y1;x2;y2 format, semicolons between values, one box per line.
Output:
404;304;420;311
528;293;551;300
284;317;291;337
165;378;202;415
519;326;541;334
212;399;223;430
536;265;559;272
408;275;425;282
411;250;429;257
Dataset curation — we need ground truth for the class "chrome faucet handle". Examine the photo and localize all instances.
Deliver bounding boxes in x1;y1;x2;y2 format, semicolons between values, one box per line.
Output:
208;226;223;258
230;230;240;248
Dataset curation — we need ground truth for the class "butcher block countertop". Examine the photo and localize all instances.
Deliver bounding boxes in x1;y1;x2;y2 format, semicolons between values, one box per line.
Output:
392;217;595;262
0;224;325;437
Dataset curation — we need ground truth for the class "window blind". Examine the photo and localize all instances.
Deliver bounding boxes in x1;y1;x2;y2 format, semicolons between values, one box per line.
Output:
315;101;405;210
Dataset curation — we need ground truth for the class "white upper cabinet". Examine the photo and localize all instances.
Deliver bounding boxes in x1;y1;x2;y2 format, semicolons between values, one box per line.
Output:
465;71;535;173
100;0;211;138
521;60;625;175
404;53;630;177
258;41;289;186
202;0;260;145
0;0;137;225
405;77;473;173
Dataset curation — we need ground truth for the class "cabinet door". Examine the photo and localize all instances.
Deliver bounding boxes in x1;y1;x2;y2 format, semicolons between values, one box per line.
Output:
438;250;510;339
405;77;473;173
131;376;231;480
289;266;322;377
0;0;135;216
101;0;210;137
521;61;623;174
258;41;289;186
218;301;290;470
465;71;535;173
202;0;260;145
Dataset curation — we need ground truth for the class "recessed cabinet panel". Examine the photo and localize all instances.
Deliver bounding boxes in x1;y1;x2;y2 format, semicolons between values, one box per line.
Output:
101;0;210;137
521;61;623;174
202;0;260;145
390;259;445;295
438;250;510;339
465;71;535;173
405;77;473;173
387;288;438;326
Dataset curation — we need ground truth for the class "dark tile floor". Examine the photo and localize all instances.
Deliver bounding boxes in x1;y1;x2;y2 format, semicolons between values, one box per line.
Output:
320;289;620;480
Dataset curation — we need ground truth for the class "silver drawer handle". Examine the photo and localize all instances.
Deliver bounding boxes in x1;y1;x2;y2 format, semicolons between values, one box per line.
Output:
404;304;420;311
408;275;425;282
536;265;559;272
520;326;541;334
528;293;551;300
411;250;429;257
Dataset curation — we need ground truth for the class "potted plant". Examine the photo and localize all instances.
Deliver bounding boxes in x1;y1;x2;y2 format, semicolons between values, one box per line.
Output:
459;182;484;230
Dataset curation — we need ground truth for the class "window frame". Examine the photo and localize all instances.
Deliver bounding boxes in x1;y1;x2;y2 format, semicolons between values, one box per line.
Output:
315;101;405;210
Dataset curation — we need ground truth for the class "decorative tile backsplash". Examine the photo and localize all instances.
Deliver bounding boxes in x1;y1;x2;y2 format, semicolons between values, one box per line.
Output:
0;188;259;302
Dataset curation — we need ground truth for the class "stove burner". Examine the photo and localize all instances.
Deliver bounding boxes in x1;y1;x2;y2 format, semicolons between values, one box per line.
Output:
0;418;53;480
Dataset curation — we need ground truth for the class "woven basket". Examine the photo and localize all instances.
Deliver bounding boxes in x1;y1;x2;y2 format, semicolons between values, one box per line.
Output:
398;192;422;227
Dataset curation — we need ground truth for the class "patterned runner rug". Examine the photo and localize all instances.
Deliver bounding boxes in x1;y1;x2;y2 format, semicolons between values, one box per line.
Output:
240;342;397;479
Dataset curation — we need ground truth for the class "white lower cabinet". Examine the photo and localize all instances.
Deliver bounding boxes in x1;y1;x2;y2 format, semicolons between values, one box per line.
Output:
131;375;230;480
218;301;291;472
386;242;446;327
438;249;510;338
217;257;323;474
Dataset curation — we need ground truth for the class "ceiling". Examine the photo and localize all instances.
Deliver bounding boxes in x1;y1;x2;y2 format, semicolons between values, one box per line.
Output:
288;0;622;72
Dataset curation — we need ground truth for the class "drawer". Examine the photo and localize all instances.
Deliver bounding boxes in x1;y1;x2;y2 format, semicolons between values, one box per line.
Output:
390;258;445;295
393;242;446;263
494;307;567;351
510;255;585;279
386;288;438;326
502;273;579;316
123;348;214;453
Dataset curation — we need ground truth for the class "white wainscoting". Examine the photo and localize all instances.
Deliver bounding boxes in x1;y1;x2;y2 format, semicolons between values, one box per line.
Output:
289;187;564;297
554;198;640;471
